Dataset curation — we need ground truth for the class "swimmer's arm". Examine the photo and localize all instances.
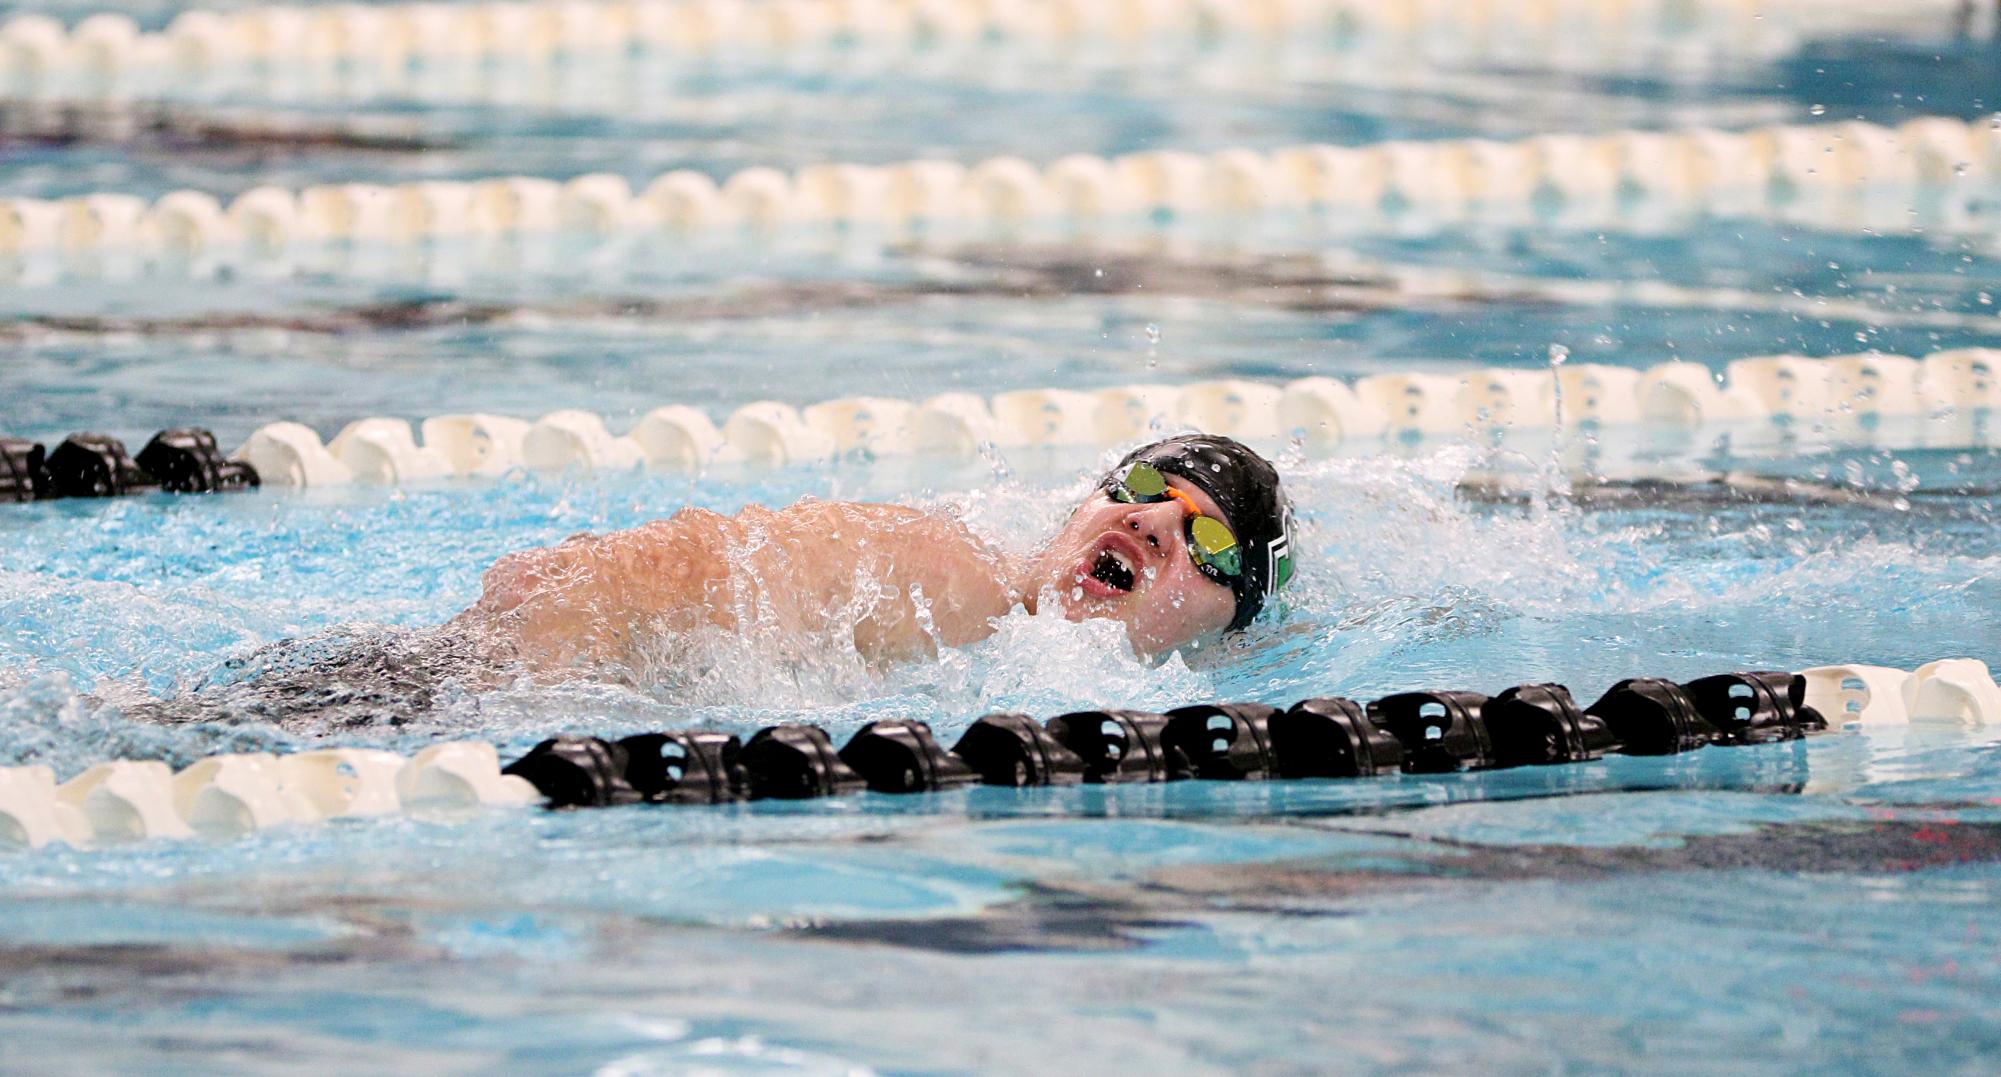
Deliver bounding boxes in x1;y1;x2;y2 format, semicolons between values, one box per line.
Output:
844;507;1019;656
456;509;736;669
459;501;1017;670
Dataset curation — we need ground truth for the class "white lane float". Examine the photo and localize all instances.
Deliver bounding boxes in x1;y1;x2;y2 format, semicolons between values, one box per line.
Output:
0;766;93;850
395;742;541;809
57;760;192;842
631;405;733;471
171;753;317;838
909;393;1001;455
990;388;1101;447
1278;377;1385;446
274;748;409;819
1800;665;1915;727
236;422;357;488
521;410;647;473
1904;659;2001;727
329;418;455;484
420;414;533;478
722;401;837;465
802;397;918;455
1095;385;1188;443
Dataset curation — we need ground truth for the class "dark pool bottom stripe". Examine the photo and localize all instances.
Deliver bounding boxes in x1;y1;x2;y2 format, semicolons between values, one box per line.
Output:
501;670;1828;809
0;428;258;501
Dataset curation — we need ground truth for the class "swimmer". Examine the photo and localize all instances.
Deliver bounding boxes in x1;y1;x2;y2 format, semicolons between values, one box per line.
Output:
132;435;1294;731
455;434;1296;674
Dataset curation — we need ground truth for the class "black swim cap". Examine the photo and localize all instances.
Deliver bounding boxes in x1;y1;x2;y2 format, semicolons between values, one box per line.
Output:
1103;434;1295;633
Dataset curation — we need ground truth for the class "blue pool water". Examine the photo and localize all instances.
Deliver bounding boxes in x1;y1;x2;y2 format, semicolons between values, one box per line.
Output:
7;4;2001;1072
3;436;2000;1070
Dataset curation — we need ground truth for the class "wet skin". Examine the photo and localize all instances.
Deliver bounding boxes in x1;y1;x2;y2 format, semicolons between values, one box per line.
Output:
457;476;1241;675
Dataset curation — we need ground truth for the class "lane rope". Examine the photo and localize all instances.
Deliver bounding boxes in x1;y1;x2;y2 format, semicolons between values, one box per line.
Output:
1;0;1977;97
208;346;2001;485
2;115;1997;274
1;659;1993;851
4;347;1997;492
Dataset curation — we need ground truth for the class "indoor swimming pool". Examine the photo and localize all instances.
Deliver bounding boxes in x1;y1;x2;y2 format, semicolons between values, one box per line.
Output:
4;0;2001;1071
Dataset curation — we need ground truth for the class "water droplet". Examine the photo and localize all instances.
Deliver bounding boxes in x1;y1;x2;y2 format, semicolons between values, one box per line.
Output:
1808;104;1826;116
1070;585;1084;602
1144;323;1160;345
1093;268;1104;278
1547;343;1569;367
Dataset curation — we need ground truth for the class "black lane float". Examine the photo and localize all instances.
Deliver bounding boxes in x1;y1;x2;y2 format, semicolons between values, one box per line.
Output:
1;428;257;502
501;670;1831;809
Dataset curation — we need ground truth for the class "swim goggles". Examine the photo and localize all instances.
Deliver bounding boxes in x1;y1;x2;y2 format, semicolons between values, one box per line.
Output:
1107;461;1244;581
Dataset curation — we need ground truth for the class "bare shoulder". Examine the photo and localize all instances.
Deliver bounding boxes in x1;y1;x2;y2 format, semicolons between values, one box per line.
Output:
777;500;995;556
772;498;927;526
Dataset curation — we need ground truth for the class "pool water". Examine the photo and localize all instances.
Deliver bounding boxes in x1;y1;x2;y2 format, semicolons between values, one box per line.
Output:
6;3;2001;1072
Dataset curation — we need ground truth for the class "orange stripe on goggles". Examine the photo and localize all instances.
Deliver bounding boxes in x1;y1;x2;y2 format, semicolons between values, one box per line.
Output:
1108;462;1244;580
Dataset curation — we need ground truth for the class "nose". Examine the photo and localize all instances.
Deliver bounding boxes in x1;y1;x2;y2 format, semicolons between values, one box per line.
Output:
1123;499;1186;559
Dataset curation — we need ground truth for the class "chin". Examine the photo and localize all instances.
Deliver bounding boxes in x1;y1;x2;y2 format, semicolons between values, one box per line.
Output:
1058;585;1124;622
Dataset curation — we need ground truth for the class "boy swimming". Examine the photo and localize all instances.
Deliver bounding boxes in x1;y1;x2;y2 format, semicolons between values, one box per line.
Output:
137;434;1294;730
457;433;1297;672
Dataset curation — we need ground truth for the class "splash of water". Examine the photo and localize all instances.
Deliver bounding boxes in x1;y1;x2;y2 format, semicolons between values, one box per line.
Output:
0;441;1994;775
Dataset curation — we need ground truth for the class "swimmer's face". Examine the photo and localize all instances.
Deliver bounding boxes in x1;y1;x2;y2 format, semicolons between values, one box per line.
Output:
1036;474;1239;654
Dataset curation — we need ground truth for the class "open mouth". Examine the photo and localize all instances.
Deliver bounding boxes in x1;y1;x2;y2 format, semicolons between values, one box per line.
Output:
1088;547;1136;594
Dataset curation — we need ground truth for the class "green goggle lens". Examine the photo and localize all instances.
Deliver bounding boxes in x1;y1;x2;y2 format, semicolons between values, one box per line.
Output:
1188;515;1242;576
1110;462;1243;579
1115;462;1170;500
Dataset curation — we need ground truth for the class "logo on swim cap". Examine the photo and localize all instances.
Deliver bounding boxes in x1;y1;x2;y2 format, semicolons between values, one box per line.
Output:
1267;503;1295;596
